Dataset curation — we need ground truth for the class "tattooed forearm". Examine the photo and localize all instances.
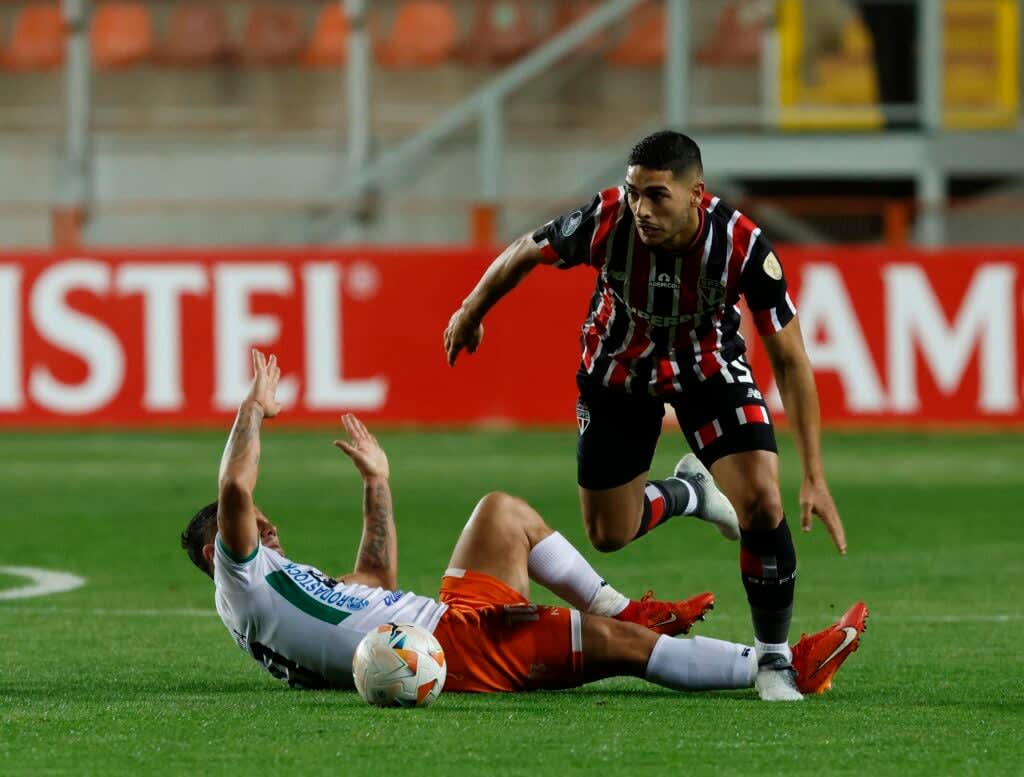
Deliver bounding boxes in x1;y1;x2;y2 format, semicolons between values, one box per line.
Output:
356;481;397;578
219;400;264;489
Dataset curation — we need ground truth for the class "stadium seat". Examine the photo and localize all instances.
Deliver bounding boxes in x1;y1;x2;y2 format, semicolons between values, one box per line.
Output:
376;1;459;69
607;3;665;67
91;3;154;70
458;0;537;66
551;1;612;56
241;4;305;66
695;2;761;67
3;4;65;71
161;4;230;66
301;3;350;68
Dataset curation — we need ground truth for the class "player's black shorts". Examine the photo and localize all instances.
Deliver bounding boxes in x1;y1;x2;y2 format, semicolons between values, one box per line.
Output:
575;356;778;490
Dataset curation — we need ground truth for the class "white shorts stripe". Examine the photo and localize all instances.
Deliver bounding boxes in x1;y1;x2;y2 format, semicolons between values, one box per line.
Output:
570;609;582;654
443;567;466;578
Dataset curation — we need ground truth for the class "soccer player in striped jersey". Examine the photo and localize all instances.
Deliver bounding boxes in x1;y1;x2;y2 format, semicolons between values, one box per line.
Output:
444;131;849;700
182;350;866;697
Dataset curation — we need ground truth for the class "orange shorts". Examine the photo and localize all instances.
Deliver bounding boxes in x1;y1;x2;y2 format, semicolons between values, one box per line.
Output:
432;568;584;693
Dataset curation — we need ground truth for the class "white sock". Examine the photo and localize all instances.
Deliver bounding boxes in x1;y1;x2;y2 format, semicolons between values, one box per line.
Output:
527;532;629;616
645;635;757;691
665;477;699;514
755;639;792;663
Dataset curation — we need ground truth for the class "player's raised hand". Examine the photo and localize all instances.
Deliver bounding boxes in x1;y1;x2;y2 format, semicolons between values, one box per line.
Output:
246;348;282;418
444;307;484;366
334;413;390;481
799;477;847;555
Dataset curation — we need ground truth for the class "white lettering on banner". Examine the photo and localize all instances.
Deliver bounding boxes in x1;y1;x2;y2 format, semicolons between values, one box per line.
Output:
303;263;388;410
795;265;886;412
213;264;299;411
28;261;125;414
0;267;22;410
117;265;207;411
886;264;1018;412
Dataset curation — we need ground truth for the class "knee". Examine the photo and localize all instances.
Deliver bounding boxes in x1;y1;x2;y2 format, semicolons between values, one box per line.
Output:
583;513;632;553
733;481;784;531
472;491;545;535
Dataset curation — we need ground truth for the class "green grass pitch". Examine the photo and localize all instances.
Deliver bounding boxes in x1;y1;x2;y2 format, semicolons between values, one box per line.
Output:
1;428;1022;775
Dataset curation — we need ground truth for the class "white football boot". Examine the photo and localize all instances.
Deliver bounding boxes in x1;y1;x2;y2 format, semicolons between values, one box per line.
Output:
755;653;804;702
672;454;740;540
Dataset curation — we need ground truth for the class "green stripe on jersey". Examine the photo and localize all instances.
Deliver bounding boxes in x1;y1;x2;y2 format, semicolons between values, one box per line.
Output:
265;571;350;625
217;536;259;564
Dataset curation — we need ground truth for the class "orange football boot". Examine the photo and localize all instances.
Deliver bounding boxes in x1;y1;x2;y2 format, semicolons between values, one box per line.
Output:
616;591;715;636
792;601;869;694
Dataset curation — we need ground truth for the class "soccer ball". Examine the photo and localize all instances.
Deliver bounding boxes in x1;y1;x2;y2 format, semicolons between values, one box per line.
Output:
352;623;447;708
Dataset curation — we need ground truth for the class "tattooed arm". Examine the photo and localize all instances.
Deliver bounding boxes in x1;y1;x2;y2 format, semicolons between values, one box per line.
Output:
217;349;282;560
334;414;398;590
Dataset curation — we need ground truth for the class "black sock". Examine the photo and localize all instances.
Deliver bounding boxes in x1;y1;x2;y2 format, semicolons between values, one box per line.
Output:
634;478;696;540
739;517;797;646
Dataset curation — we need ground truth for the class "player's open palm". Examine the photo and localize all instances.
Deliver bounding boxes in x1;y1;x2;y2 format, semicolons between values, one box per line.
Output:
444;308;484;366
247;349;282;418
334;413;390;481
799;477;847;555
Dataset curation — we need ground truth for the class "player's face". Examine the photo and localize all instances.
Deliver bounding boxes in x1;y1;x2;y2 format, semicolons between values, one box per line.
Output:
625;165;704;250
255;509;283;554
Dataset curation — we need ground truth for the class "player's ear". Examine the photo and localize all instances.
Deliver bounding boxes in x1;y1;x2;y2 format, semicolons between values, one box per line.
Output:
202;543;215;573
690;178;705;207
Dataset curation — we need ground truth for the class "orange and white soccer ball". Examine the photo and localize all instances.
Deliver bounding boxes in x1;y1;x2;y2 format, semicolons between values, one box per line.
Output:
352;623;446;708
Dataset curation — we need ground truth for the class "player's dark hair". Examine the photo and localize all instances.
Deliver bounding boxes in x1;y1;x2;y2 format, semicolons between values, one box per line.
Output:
181;501;219;578
628;130;703;178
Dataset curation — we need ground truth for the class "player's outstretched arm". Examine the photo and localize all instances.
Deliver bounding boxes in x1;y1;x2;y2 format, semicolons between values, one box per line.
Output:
334;414;398;590
444;232;544;366
762;317;848;555
217;349;282;561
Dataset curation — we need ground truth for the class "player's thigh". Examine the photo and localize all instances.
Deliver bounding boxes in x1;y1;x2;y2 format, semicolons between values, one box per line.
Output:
710;451;783;529
576;378;665;492
576;380;664;546
579;614;657;683
445;492;545;599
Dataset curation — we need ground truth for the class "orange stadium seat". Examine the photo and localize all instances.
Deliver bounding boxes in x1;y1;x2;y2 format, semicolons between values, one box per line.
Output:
161;4;230;66
695;2;761;67
376;1;459;69
301;3;350;68
607;3;665;67
91;3;154;70
3;4;65;71
458;0;537;66
242;4;305;66
551;1;612;56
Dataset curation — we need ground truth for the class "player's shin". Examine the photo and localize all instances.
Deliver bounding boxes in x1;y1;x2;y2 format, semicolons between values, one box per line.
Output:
739;517;797;660
633;479;697;540
644;635;756;691
527;531;630;616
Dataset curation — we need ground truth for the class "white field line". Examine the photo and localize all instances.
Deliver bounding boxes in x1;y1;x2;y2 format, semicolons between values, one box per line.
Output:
0;566;86;600
0;606;1019;624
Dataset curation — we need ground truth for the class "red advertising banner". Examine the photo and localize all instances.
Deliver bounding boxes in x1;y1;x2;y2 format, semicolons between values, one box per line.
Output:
1;247;1022;427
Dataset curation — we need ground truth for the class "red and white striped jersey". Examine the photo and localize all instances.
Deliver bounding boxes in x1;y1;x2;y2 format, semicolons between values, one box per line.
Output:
532;189;796;396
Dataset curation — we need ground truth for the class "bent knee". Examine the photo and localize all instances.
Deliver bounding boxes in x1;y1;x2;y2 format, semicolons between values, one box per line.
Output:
583;515;633;553
471;491;545;533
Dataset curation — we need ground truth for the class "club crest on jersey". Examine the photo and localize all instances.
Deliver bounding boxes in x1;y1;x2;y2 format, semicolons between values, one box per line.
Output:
576;398;591;435
763;252;783;280
697;276;726;316
562;210;584;237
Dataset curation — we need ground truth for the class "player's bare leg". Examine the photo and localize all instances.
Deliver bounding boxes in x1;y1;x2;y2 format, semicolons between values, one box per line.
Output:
446;492;714;635
710;450;802;700
579;465;738;553
579;615;756;691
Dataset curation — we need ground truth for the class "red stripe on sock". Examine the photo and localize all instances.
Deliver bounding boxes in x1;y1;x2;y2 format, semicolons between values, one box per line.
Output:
740;546;764;577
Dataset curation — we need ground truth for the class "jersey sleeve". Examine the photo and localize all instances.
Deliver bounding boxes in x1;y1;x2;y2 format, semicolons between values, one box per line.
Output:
213;534;263;590
532;189;619;270
739;233;797;336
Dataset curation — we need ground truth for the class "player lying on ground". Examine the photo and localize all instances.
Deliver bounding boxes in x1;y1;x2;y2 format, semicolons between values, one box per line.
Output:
180;350;866;696
445;130;849;700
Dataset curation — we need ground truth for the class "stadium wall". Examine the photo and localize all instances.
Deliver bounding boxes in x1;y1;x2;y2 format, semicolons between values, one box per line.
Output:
1;246;1022;428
